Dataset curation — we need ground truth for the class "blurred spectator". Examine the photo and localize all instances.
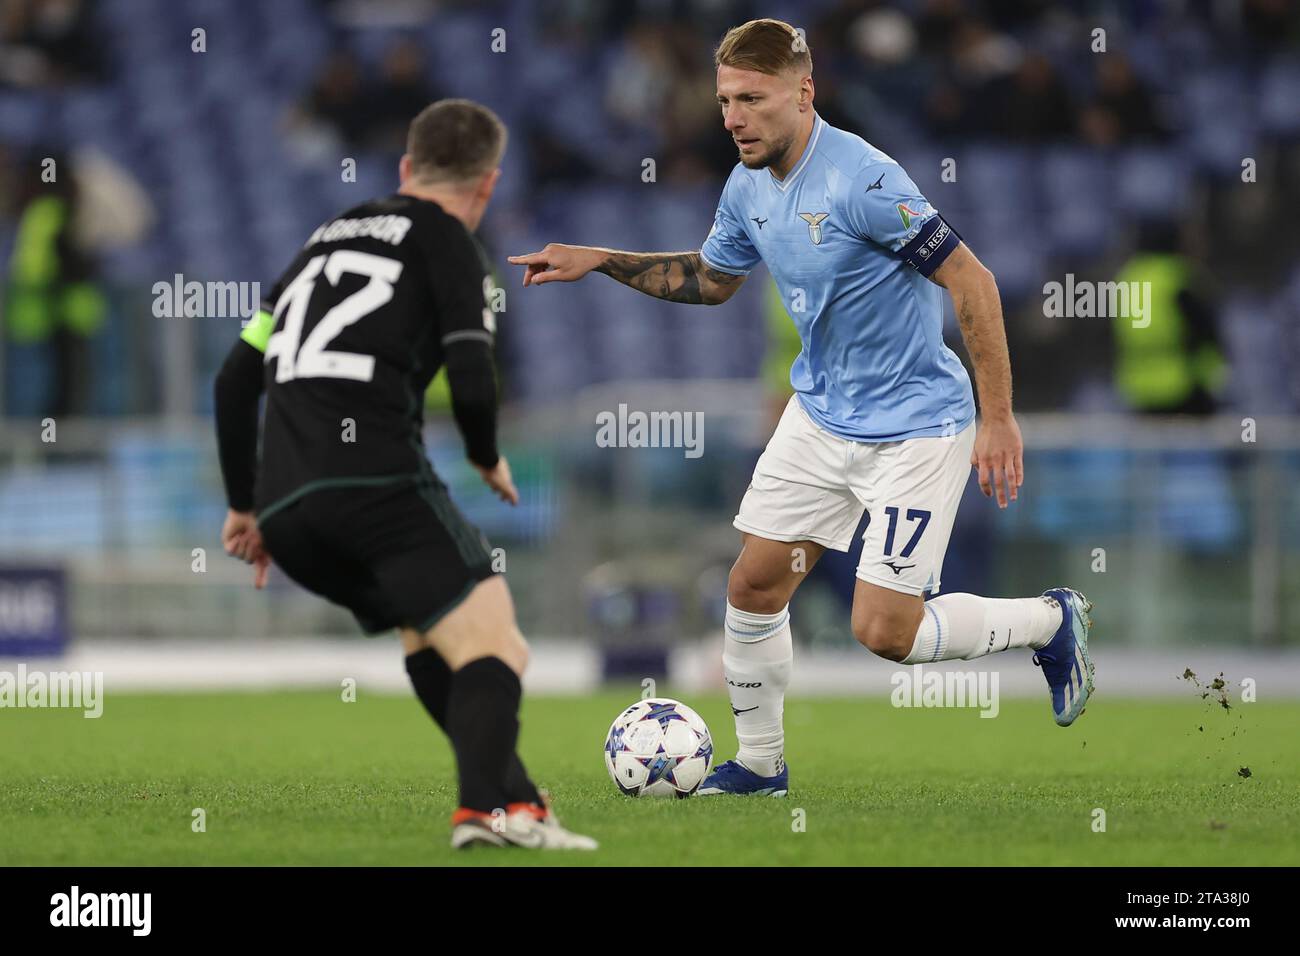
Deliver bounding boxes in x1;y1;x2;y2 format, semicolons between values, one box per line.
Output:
64;148;155;253
3;151;108;416
989;52;1076;142
1112;221;1227;416
662;22;737;183
320;0;439;30
286;49;372;156
604;25;676;130
366;40;439;153
922;14;1022;139
0;142;18;219
915;0;965;58
524;121;599;192
1079;54;1171;147
603;22;725;184
1241;0;1300;51
823;4;928;140
286;41;438;163
0;0;103;88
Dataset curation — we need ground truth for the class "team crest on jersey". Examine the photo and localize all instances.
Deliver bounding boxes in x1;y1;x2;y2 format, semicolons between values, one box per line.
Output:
797;212;829;245
897;202;927;229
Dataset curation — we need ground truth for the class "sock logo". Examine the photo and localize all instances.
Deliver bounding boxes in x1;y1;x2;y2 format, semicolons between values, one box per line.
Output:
731;705;759;716
986;629;1013;653
726;680;762;688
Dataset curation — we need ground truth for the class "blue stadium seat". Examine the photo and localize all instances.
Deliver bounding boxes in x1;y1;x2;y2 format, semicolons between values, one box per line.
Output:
1115;147;1191;219
1184;67;1258;178
1259;57;1300;137
1040;147;1114;259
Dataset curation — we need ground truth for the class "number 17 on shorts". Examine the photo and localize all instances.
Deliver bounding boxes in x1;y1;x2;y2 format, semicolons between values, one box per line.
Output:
853;424;975;597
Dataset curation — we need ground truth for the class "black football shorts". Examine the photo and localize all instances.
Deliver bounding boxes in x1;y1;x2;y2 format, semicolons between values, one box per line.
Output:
258;475;496;636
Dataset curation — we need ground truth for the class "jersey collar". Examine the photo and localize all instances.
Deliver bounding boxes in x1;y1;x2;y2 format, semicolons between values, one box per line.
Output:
768;112;823;192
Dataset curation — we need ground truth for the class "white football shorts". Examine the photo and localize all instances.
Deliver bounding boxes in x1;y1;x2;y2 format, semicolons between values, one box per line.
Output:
733;395;976;596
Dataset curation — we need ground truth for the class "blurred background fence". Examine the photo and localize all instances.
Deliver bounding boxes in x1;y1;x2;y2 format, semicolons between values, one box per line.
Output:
2;398;1297;649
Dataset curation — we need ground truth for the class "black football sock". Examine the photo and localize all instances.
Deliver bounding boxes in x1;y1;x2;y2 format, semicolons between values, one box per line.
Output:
405;647;454;725
444;655;536;813
404;648;540;806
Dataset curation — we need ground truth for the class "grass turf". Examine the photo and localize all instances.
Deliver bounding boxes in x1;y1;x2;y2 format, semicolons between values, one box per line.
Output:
2;689;1296;866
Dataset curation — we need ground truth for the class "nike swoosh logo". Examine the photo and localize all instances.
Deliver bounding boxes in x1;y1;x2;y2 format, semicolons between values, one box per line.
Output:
866;173;885;192
731;705;759;716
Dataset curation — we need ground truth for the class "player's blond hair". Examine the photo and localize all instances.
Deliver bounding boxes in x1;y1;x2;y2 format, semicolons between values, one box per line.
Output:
714;18;812;76
406;98;507;184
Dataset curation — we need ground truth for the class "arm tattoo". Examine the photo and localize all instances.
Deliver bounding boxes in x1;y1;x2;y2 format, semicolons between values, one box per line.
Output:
596;251;742;304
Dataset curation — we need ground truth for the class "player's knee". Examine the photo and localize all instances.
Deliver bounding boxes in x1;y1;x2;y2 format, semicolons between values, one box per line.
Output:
851;613;916;662
726;566;786;615
460;626;528;675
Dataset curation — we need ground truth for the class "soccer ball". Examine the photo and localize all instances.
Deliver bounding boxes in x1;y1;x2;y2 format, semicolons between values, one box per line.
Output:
603;697;713;798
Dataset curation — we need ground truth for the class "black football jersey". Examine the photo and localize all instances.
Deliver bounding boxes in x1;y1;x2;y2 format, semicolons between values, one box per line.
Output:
253;194;495;516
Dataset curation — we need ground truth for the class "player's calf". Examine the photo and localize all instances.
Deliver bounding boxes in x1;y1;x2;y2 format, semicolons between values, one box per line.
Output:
423;577;535;819
703;535;813;792
852;580;1064;666
851;601;925;662
402;641;542;807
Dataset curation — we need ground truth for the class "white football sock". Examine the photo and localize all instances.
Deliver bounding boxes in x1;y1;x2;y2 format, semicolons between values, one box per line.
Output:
723;602;793;778
902;593;1063;664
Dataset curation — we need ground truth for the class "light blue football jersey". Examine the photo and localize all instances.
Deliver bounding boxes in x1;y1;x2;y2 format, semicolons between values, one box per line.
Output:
701;113;976;442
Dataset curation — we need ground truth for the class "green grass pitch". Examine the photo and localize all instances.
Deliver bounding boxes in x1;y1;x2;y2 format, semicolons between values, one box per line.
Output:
3;689;1296;866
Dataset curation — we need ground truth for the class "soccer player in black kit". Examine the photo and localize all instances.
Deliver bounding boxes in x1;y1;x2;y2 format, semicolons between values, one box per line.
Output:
213;99;596;851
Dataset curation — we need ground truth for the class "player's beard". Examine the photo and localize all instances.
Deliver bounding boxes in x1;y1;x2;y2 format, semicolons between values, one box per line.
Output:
738;129;797;170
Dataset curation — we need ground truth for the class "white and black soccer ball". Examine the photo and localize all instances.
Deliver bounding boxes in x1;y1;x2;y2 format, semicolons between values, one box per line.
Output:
603;697;713;798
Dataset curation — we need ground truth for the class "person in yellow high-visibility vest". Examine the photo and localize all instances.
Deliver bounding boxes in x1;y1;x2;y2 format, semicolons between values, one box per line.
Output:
5;165;107;416
1113;224;1226;416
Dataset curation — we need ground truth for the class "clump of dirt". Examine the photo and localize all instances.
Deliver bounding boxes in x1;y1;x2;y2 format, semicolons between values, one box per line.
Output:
1181;669;1250;781
1181;668;1231;711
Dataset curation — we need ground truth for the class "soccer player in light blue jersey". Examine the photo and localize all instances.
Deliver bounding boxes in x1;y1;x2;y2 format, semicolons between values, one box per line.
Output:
510;19;1096;796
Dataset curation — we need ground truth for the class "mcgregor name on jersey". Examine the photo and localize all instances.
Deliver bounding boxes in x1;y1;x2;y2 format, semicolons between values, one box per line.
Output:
306;214;413;248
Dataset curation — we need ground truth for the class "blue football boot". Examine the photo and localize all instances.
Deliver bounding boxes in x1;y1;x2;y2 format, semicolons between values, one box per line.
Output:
1035;588;1096;726
698;759;789;797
